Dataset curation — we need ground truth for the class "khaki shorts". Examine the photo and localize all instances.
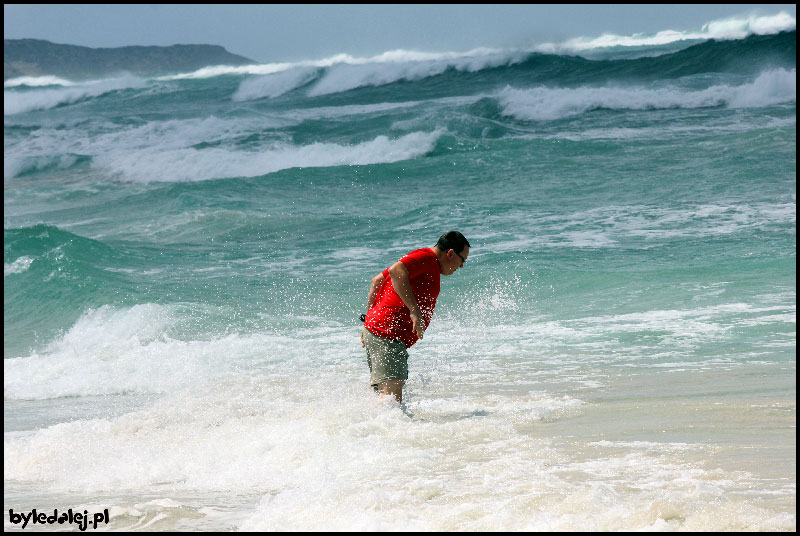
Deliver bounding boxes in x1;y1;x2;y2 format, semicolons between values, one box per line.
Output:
362;328;409;387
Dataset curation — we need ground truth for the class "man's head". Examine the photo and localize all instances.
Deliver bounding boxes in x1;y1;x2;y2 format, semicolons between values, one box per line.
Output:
434;231;470;276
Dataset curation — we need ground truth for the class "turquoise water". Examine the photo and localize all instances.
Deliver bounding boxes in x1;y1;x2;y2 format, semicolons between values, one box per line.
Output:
4;30;796;531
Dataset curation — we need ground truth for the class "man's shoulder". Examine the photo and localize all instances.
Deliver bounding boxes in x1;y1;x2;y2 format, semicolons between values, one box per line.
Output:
404;247;435;259
401;247;439;276
401;247;437;265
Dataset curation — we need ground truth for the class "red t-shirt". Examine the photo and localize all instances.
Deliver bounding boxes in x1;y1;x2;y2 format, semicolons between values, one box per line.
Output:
364;248;441;348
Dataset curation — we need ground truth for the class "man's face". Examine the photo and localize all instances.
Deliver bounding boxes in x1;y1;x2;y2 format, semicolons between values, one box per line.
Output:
443;246;469;276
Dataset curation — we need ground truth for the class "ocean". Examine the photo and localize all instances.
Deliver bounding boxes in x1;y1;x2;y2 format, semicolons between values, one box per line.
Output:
4;22;796;531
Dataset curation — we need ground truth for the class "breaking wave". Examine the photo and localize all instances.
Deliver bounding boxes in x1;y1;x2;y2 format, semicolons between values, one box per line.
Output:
92;129;445;182
3;76;145;115
497;69;796;121
538;11;796;53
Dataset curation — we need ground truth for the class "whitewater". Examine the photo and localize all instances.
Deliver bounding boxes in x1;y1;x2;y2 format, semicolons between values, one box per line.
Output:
3;13;796;532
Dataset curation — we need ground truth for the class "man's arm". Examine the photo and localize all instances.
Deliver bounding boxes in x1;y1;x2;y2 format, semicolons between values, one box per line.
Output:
387;261;425;339
366;272;385;310
362;272;386;348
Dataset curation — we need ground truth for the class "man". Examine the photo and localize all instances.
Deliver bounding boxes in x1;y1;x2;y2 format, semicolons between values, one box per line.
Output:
361;231;470;403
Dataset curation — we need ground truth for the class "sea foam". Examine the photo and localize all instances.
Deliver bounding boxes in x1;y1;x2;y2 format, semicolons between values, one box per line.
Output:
3;76;146;115
225;48;528;100
158;12;797;93
3;75;76;88
232;67;319;100
498;69;796;121
92;129;444;182
306;50;527;97
2;304;307;400
538;11;796;52
3;113;442;180
4;256;35;277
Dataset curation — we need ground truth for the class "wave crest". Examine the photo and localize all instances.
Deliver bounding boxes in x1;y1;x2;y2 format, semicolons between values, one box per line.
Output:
498;69;796;121
307;50;527;97
4;75;76;88
3;76;146;115
540;11;796;52
93;129;444;182
232;67;319;101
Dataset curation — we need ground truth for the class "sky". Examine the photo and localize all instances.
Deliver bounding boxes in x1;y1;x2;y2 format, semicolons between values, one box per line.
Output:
4;4;797;63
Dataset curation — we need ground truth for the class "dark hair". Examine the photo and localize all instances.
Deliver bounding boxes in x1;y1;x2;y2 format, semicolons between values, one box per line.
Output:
436;231;470;254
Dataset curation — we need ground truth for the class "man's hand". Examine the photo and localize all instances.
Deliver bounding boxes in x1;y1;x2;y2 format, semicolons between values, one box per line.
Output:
361;330;365;348
410;308;425;339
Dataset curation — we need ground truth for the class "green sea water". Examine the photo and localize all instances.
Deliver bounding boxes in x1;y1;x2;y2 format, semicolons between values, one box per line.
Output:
4;30;796;531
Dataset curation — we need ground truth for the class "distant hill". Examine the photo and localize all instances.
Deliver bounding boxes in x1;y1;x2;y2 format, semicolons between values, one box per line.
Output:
4;39;257;81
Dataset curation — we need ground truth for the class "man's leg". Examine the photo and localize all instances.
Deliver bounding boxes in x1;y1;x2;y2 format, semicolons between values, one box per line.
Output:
363;328;408;403
378;380;404;403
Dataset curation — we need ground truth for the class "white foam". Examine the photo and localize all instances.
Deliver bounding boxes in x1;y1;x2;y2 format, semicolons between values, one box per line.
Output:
157;47;527;97
160;47;521;80
3;75;76;88
412;392;585;423
2;296;794;531
307;51;526;97
498;69;796;121
430;282;794;374
3;153;85;179
4;374;791;531
232;67;319;101
93;129;443;182
87;114;278;150
5;107;444;181
538;12;796;52
4;256;34;277
308;61;451;97
2;117;193;178
158;63;299;80
230;56;512;100
703;11;796;39
2;304;304;400
157;11;796;92
727;69;798;108
3;76;146;115
4;114;289;179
